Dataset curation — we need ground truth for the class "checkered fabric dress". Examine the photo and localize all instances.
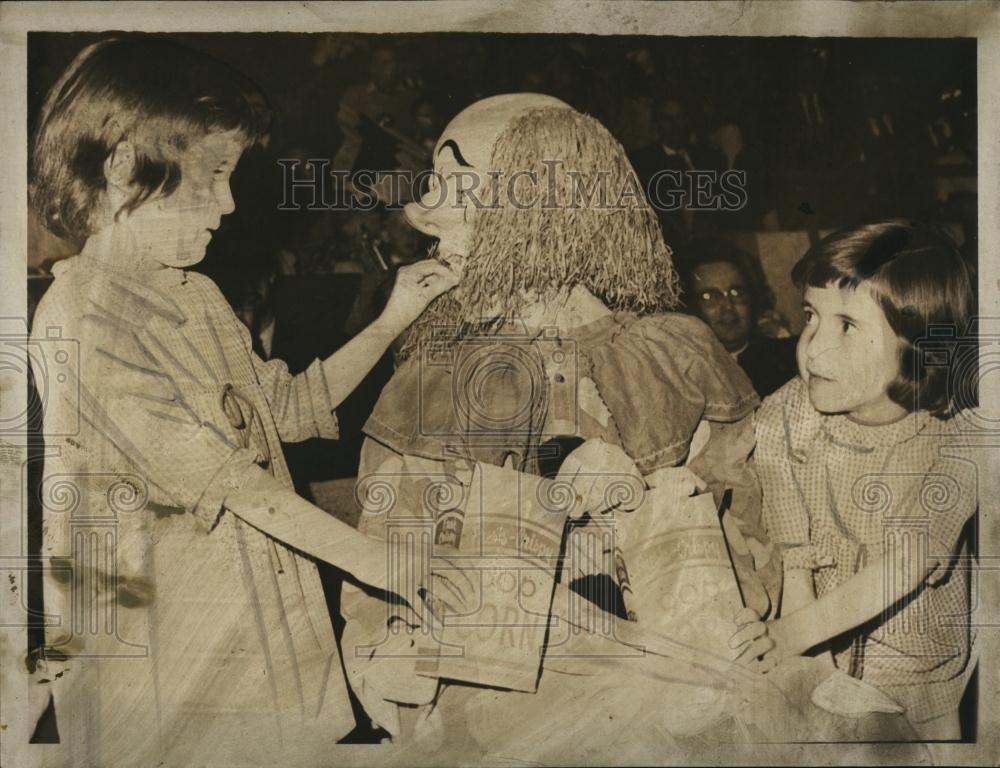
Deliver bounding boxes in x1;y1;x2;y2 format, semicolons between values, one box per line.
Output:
755;376;976;723
31;241;353;766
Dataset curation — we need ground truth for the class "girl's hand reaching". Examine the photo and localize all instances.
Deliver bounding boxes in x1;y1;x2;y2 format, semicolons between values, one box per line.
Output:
377;259;460;336
729;607;800;673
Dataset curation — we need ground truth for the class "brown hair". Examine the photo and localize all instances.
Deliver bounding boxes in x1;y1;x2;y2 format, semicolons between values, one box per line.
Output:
30;36;271;244
792;220;976;417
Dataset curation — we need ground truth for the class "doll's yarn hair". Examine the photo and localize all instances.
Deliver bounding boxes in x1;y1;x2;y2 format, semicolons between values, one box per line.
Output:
400;107;679;359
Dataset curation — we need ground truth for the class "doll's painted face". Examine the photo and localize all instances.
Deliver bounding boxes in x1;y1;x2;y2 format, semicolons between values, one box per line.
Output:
403;94;569;277
121;130;244;268
797;283;906;423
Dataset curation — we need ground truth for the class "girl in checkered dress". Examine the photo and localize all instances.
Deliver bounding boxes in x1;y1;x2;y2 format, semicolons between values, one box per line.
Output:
732;221;977;740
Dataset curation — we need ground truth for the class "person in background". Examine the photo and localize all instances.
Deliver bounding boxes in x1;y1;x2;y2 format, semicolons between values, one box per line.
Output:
411;95;445;164
708;117;779;232
629;96;726;246
333;44;422;196
679;237;797;398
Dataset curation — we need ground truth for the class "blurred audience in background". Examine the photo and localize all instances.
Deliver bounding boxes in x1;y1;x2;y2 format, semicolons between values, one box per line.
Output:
27;33;977;479
333;46;416;174
708;117;779;233
629;95;727;246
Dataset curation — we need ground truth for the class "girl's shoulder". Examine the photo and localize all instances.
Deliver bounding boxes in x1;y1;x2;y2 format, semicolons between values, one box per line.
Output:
33;257;98;330
757;375;811;424
35;256;188;338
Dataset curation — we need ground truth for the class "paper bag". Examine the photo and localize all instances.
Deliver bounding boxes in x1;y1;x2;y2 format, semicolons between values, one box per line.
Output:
416;461;570;692
624;490;745;657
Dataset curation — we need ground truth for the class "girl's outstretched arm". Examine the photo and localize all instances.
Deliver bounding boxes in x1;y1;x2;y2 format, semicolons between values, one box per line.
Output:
735;543;939;666
320;259;458;408
774;543;936;658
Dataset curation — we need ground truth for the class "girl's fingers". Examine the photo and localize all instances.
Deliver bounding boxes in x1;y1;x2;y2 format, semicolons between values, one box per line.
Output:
423;274;458;293
733;606;760;626
426;576;466;615
745;651;780;675
734;635;776;664
407;259;459;283
433;556;477;598
756;654;780;674
411;269;459;300
729;619;766;649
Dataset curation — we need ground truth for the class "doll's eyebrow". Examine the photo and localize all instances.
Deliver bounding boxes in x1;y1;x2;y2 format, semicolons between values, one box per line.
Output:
437;140;473;168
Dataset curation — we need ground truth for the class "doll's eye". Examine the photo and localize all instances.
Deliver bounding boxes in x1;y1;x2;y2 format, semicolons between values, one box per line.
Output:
803;308;816;325
840;319;856;334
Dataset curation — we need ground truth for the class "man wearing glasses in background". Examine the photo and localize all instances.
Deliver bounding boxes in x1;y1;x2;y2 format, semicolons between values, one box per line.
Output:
679;238;798;398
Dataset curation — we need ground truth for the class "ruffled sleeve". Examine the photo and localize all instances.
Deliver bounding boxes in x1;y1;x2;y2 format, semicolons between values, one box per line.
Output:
587;313;759;473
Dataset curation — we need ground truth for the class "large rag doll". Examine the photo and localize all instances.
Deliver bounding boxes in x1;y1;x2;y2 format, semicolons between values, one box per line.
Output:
339;95;908;760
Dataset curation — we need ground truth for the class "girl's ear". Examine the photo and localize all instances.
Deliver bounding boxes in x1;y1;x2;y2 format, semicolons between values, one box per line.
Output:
104;140;136;191
103;140;136;223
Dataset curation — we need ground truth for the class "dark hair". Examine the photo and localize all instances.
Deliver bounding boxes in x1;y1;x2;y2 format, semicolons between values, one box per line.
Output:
30;36;272;244
676;236;771;320
792;220;975;418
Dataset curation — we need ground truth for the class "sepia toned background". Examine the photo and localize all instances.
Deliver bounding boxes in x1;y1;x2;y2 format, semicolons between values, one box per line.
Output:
3;2;999;766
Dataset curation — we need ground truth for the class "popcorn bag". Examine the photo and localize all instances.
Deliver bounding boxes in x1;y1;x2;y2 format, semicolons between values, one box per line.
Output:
621;489;745;658
417;461;571;692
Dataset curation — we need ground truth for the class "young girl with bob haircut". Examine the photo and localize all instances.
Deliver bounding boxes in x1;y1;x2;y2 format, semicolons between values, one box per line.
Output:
733;221;978;740
29;36;456;765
